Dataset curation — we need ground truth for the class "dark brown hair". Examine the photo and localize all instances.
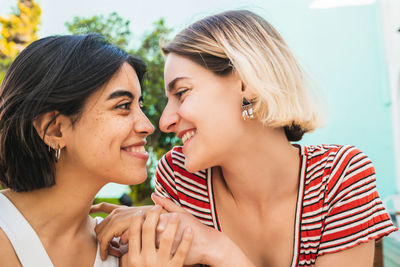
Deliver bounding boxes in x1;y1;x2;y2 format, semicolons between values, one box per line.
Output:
0;34;146;192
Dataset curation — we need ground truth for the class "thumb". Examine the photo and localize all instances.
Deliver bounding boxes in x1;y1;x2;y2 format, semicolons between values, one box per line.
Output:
151;193;185;213
90;202;120;214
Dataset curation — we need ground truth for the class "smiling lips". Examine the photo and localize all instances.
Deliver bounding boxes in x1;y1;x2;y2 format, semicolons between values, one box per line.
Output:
122;141;149;160
123;146;146;153
181;130;196;144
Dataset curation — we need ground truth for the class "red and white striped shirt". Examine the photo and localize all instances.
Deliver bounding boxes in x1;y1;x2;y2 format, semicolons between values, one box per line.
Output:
155;144;397;266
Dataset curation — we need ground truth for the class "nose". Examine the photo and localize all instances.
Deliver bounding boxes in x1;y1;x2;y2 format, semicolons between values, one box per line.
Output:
159;101;179;133
135;110;154;136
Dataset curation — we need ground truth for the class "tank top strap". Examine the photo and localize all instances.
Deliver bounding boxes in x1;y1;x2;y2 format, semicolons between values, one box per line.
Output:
0;193;54;267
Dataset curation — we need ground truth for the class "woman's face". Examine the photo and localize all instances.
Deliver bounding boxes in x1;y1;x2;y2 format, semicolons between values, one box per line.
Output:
160;53;246;172
62;62;154;185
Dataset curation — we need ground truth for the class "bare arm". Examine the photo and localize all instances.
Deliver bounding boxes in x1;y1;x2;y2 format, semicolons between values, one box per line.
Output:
315;240;375;267
0;228;22;267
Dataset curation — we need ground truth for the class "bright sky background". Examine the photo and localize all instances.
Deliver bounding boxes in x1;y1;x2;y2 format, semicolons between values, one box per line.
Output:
0;0;271;48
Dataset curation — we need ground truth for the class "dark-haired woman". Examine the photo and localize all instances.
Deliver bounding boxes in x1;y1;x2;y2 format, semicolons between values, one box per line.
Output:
0;34;192;267
94;10;397;267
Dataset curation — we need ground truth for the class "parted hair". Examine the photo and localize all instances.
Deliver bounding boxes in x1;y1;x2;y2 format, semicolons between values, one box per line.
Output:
0;34;146;192
161;10;321;141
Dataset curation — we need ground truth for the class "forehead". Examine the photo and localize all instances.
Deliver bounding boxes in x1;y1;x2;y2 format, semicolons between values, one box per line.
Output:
164;54;220;95
164;53;205;81
93;62;141;101
83;62;141;110
102;62;141;96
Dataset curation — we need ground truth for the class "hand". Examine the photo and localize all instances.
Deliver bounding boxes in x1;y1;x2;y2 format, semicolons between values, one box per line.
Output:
152;194;254;266
90;202;154;260
120;205;193;267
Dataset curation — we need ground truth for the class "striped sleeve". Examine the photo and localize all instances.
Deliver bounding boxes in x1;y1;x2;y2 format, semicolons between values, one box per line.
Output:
318;146;397;256
154;150;180;206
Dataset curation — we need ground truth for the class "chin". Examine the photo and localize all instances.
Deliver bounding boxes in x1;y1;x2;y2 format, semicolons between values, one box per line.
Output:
133;172;148;185
117;171;148;185
184;158;205;174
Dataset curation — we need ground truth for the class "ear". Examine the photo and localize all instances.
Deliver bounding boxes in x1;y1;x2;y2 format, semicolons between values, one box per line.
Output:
33;111;68;149
240;82;256;101
231;70;256;101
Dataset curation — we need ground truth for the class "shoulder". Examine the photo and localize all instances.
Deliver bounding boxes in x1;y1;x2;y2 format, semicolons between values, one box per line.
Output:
0;228;22;266
302;145;376;200
303;146;397;256
303;144;373;177
0;192;22;265
303;144;364;162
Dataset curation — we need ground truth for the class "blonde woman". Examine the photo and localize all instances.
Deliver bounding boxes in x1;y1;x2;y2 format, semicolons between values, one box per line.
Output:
94;10;397;267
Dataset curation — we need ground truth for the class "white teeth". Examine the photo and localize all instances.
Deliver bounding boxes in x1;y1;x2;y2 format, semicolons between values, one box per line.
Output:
125;146;146;153
181;130;196;144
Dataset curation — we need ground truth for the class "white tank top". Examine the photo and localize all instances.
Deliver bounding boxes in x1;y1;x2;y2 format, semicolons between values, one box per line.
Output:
0;193;119;267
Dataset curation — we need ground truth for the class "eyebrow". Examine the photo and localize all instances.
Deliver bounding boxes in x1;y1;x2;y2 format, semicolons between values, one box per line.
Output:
107;90;134;100
167;77;190;92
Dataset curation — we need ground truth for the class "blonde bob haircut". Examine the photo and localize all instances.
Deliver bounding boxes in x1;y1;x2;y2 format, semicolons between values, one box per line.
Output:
162;10;321;141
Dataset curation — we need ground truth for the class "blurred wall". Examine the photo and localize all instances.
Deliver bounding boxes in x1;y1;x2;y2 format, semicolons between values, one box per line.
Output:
255;0;397;199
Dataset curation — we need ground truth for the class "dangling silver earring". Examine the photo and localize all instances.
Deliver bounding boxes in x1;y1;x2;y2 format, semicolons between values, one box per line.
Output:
241;97;254;120
55;144;61;163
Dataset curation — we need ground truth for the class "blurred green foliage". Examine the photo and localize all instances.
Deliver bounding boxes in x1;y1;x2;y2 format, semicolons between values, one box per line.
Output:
65;13;181;205
0;0;41;83
65;12;131;50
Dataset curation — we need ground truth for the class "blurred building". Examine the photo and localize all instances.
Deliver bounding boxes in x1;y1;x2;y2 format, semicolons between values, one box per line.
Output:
291;0;399;265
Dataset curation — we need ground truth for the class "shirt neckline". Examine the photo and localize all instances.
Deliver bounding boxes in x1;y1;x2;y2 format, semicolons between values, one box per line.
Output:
206;144;307;267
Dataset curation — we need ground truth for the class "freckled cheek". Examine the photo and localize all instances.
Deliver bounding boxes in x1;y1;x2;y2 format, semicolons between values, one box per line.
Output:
80;115;135;156
81;119;114;145
117;116;136;133
103;118;136;150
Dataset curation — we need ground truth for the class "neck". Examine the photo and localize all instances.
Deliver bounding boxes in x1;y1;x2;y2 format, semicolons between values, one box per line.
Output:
215;125;301;207
3;162;105;240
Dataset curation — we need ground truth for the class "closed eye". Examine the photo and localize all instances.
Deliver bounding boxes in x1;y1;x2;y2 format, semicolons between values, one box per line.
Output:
175;88;189;99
